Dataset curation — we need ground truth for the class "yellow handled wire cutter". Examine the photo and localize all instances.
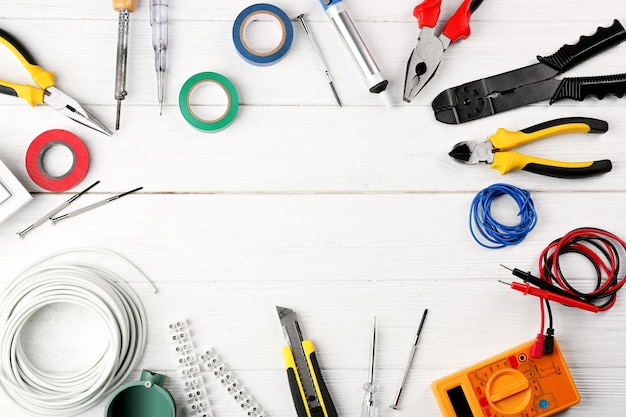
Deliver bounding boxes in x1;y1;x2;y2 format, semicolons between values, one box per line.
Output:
448;117;612;178
0;28;112;136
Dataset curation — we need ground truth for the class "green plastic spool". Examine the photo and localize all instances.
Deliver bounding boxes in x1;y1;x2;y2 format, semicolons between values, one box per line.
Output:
104;370;176;417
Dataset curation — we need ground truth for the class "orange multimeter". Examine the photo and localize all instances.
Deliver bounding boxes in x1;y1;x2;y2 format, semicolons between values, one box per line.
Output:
431;339;580;417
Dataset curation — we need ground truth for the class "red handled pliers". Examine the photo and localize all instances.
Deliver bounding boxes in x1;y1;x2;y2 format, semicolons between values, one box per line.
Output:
403;0;484;102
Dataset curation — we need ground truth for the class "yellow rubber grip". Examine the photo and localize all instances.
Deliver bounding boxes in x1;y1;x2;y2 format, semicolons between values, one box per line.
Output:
303;340;331;417
0;80;44;106
491;152;594;175
282;346;311;417
113;0;136;12
0;36;54;90
489;123;592;150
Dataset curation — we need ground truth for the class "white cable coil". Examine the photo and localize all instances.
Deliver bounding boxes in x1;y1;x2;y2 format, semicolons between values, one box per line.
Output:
0;248;153;416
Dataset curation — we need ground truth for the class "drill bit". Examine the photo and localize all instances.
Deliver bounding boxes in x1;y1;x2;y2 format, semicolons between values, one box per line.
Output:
113;0;136;130
151;0;169;115
296;14;342;107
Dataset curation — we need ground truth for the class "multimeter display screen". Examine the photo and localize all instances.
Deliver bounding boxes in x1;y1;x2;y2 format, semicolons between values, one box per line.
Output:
447;386;474;417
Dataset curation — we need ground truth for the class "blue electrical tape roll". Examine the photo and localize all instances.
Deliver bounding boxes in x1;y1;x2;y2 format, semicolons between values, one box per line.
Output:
232;3;294;66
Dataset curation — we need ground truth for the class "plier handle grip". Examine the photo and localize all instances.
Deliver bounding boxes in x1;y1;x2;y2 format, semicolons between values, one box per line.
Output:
0;28;54;106
449;117;613;178
0;27;112;136
403;0;484;102
414;0;482;41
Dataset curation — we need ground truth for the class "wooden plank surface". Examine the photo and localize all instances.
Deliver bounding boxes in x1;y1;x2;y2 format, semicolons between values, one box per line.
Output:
0;1;625;416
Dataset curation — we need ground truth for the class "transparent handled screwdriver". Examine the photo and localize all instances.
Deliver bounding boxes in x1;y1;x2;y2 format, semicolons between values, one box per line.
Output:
362;316;378;417
150;0;169;115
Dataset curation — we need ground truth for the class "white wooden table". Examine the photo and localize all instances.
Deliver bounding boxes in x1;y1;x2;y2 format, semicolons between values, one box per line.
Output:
0;1;625;416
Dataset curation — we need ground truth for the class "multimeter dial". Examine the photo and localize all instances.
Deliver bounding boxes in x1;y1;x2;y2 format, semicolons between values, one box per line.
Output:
485;368;531;414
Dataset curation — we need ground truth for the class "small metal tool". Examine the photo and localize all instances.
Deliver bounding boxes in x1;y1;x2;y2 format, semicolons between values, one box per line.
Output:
390;308;428;410
50;186;142;224
113;0;136;130
296;14;342;107
151;0;169;114
17;180;99;239
362;316;378;417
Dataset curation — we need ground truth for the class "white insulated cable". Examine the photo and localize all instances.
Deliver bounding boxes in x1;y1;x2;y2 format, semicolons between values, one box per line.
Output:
0;248;154;416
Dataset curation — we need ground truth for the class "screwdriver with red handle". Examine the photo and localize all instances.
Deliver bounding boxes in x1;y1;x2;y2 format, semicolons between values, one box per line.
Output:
113;0;136;130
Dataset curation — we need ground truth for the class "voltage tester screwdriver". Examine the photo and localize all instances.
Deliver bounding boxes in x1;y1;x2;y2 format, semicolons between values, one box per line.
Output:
151;0;168;114
113;0;136;130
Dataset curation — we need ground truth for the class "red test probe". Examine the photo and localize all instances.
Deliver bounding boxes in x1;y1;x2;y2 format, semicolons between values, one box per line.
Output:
502;280;599;313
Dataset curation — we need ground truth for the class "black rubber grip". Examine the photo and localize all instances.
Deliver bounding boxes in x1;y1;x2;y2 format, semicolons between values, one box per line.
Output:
520;117;608;134
550;73;626;103
523;160;612;179
470;0;484;14
0;85;18;98
369;80;389;94
287;368;309;417
537;20;626;73
0;27;38;66
308;352;338;417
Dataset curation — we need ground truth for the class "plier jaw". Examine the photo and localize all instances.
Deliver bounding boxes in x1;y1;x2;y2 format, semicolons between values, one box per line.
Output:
403;27;446;103
448;140;494;164
44;87;113;137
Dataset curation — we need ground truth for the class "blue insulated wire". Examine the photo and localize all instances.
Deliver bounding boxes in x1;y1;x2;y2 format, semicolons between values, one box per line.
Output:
469;183;537;249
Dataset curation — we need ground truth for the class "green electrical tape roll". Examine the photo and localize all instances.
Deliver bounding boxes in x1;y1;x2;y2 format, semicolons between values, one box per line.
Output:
179;72;239;132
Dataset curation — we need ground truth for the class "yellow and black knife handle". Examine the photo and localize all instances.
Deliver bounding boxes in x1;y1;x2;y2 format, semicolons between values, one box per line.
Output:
302;340;338;417
0;27;55;106
488;117;608;150
283;346;310;417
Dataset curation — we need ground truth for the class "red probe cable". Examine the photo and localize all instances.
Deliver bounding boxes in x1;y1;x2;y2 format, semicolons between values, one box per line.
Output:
508;281;600;313
503;227;626;357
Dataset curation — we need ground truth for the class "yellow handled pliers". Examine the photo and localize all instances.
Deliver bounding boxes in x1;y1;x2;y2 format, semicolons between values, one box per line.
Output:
0;28;112;136
448;117;612;178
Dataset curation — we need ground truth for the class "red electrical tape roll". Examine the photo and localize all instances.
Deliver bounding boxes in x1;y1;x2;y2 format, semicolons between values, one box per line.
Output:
25;129;90;192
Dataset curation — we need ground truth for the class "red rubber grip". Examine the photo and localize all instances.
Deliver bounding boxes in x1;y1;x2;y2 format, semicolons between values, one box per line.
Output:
413;0;441;29
442;0;474;42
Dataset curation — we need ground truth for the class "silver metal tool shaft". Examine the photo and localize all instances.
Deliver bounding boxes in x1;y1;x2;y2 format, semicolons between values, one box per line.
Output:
390;308;428;410
115;9;131;130
16;181;100;239
51;186;142;224
151;0;169;114
362;316;378;417
297;14;342;107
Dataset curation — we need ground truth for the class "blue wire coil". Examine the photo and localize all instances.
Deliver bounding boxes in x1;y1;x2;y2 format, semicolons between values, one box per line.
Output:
469;183;537;249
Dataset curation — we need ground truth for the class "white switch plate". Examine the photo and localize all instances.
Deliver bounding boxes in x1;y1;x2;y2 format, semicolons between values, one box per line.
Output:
0;159;32;224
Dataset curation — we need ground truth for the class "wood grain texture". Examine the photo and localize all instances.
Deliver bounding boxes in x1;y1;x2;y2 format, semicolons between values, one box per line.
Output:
0;0;625;416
